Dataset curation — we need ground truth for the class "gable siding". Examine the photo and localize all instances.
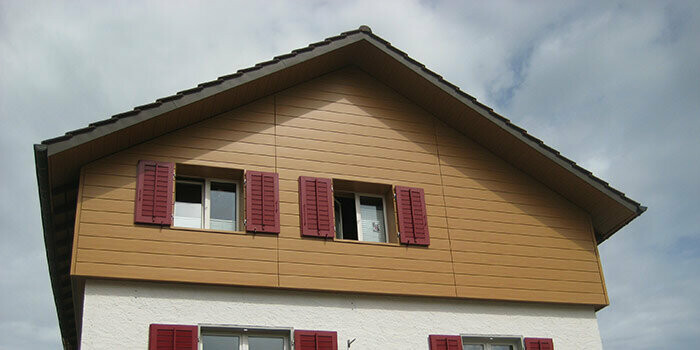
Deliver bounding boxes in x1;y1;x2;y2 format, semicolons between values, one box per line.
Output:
72;67;607;305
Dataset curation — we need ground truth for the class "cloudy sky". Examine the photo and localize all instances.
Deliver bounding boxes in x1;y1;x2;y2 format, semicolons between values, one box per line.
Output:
1;0;698;348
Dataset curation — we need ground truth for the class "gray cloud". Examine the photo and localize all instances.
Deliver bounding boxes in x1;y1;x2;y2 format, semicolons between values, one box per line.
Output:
1;1;697;348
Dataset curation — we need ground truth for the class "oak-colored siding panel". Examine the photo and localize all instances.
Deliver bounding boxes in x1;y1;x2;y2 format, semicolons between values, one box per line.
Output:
276;136;439;164
75;262;278;288
451;251;600;272
455;286;606;305
279;262;455;285
279;275;456;298
453;262;602;283
279;250;453;273
77;249;277;275
78;236;277;262
72;67;607;306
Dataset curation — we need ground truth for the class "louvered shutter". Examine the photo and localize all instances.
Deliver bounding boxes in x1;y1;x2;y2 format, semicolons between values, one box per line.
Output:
135;160;174;225
294;330;338;350
395;185;430;245
245;170;280;233
148;324;197;350
299;176;334;238
524;338;554;350
429;335;463;350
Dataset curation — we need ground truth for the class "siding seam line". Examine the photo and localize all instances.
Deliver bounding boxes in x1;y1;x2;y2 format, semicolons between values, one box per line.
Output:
433;118;459;298
275;94;280;288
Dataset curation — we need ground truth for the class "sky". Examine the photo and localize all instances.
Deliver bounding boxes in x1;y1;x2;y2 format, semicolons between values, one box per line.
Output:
1;0;698;348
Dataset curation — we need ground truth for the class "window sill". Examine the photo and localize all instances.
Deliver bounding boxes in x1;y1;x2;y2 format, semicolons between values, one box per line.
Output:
332;238;401;247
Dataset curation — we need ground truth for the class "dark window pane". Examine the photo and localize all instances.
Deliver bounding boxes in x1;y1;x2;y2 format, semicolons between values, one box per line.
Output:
202;334;239;350
335;195;357;240
248;336;284;350
176;181;203;203
210;182;236;230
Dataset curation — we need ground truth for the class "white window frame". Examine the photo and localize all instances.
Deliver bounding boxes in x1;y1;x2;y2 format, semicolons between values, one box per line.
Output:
353;193;389;243
174;177;241;231
461;335;524;350
199;325;291;350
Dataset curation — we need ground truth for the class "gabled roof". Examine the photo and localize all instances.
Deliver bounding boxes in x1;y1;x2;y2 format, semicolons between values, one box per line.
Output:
34;25;644;349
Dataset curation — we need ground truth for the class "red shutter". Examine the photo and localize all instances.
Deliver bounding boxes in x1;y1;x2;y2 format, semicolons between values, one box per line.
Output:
135;160;174;225
395;186;430;245
246;170;280;233
299;176;334;238
524;338;554;350
429;335;463;350
149;324;197;350
294;330;338;350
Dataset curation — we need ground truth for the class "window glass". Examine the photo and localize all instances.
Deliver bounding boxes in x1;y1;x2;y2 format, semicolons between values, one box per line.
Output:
210;181;236;231
334;196;357;240
359;196;386;242
248;336;285;350
174;181;203;228
492;346;513;350
202;334;239;350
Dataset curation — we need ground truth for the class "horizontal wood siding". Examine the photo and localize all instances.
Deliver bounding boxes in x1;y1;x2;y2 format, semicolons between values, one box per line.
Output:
73;67;607;306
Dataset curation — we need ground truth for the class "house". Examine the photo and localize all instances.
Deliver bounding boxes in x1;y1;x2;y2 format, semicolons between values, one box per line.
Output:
34;26;645;350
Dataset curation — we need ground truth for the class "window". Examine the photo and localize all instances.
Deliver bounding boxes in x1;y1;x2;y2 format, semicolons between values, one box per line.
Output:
201;329;290;350
331;179;397;244
171;164;243;232
174;178;239;231
335;193;388;242
462;336;523;350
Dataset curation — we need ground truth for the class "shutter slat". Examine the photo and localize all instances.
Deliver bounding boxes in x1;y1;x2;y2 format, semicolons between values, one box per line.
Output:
429;335;463;350
395;185;430;246
294;330;337;350
135;160;174;225
299;177;334;238
246;171;280;233
149;324;197;350
524;338;554;350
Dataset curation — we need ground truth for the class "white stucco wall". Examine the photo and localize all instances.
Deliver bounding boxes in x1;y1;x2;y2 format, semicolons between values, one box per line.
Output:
79;279;603;350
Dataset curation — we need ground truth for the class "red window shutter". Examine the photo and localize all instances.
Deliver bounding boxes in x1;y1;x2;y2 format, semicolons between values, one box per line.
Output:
294;330;338;350
395;185;430;245
524;338;554;350
149;324;197;350
299;176;334;238
246;170;280;233
429;335;463;350
135;160;174;225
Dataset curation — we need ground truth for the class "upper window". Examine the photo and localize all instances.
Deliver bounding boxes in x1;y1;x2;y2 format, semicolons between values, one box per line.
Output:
172;164;243;232
174;178;239;231
332;179;397;244
334;193;388;242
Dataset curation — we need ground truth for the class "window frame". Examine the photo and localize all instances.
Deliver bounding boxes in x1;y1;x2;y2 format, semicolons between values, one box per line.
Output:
199;325;292;350
353;192;389;243
334;192;390;243
173;177;241;232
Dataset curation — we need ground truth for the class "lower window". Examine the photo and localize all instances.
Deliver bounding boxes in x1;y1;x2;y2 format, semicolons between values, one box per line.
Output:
201;329;290;350
462;336;522;350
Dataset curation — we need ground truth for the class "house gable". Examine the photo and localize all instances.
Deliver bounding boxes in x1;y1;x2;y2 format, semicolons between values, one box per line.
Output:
75;67;607;305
